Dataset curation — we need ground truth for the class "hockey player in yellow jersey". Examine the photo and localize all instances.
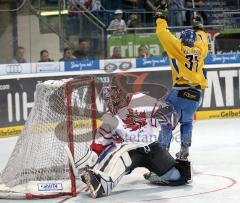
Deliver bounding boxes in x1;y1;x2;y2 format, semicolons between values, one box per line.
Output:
156;17;208;90
154;1;208;160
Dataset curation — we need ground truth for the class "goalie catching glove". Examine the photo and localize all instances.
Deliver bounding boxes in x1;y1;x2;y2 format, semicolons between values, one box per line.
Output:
154;0;168;20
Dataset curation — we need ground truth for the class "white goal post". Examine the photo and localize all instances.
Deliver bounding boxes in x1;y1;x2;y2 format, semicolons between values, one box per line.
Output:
0;77;98;199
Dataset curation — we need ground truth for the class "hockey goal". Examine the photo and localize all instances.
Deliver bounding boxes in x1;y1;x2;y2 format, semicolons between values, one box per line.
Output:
0;77;97;199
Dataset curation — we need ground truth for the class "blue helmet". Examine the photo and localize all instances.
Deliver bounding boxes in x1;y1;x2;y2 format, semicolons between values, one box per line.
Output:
180;29;196;48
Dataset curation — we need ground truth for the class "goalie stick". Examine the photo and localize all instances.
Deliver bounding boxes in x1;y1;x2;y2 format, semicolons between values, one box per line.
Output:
64;146;78;176
192;0;197;18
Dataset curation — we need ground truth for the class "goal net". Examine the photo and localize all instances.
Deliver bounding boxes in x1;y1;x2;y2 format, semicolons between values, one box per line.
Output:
0;77;97;199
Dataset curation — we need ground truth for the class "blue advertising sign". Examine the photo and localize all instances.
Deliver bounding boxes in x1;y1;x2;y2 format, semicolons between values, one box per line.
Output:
64;60;100;71
136;57;170;68
205;54;240;64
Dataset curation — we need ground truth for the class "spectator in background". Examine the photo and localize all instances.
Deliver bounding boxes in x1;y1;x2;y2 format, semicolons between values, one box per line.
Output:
59;47;76;61
145;0;159;11
39;50;54;62
74;38;93;60
108;9;127;35
138;44;152;58
139;0;160;26
127;14;141;32
109;46;122;59
101;0;122;10
123;0;157;10
168;0;185;26
11;46;27;63
185;0;208;25
68;0;102;11
123;0;144;9
91;0;102;11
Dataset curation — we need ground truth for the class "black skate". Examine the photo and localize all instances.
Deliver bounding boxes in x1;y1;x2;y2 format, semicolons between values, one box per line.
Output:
176;147;189;160
80;170;105;198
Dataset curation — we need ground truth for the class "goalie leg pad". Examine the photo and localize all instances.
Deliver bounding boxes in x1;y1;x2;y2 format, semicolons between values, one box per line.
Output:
93;144;136;181
84;144;137;197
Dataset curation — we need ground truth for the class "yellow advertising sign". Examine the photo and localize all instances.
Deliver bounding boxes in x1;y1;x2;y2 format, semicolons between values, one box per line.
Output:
0;119;102;139
196;109;240;120
0;125;24;139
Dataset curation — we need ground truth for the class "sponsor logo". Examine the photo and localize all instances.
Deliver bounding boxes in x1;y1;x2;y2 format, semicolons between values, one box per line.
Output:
205;54;240;64
119;61;132;71
108;41;161;58
201;69;240;109
6;64;22;74
104;63;117;72
104;61;132;73
38;183;63;191
196;109;240;120
65;60;99;71
0;84;10;91
183;92;197;100
0;126;23;139
36;63;60;72
221;110;240;118
97;76;110;83
136;57;169;68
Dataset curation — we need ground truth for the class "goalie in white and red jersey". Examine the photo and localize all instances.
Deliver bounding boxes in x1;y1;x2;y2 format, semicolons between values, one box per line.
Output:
81;82;192;198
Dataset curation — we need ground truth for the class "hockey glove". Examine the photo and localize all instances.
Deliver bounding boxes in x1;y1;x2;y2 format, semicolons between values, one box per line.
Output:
154;0;168;20
192;15;204;30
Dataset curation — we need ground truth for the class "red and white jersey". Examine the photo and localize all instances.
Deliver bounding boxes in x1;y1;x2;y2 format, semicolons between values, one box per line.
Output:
92;93;161;155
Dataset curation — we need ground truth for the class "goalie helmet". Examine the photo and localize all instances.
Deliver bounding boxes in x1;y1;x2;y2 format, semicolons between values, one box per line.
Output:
102;85;128;114
180;29;196;48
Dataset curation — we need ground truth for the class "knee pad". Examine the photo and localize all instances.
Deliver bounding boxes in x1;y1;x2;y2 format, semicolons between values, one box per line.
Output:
93;144;137;182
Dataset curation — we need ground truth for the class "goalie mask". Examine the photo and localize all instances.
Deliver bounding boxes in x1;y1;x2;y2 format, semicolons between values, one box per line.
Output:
102;85;128;114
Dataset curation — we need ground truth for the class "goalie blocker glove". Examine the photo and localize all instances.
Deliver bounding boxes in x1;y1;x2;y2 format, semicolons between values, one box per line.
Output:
154;0;168;20
192;15;204;31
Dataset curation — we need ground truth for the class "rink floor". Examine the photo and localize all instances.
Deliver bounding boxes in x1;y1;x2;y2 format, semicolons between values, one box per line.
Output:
0;118;240;203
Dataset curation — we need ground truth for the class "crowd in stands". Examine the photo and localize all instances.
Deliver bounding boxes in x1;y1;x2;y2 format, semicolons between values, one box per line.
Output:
11;0;237;63
11;47;27;64
68;0;208;27
12;42;155;63
109;44;153;59
11;38;95;63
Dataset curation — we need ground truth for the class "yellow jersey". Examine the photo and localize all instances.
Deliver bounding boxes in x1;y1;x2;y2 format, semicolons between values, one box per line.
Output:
156;18;208;90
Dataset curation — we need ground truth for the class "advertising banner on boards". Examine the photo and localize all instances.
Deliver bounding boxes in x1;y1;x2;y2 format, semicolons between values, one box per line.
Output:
1;65;240;138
